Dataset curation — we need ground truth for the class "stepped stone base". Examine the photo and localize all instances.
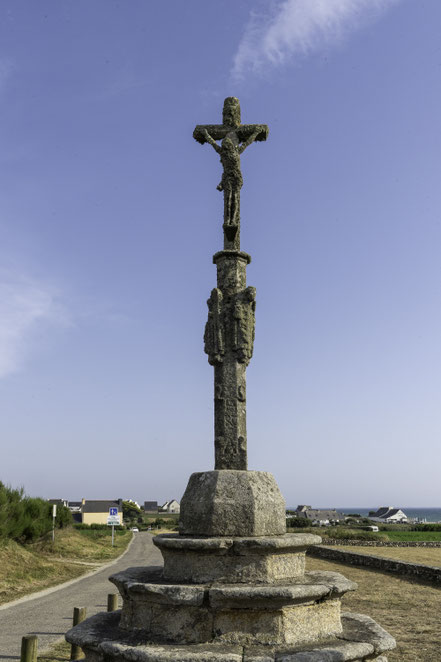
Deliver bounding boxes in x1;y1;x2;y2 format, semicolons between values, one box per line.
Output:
66;501;396;659
65;610;395;661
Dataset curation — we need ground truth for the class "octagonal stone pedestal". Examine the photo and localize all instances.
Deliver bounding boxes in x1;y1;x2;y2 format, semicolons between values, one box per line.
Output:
179;471;286;537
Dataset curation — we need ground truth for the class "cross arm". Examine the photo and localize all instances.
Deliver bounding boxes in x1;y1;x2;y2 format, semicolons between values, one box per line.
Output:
193;123;269;145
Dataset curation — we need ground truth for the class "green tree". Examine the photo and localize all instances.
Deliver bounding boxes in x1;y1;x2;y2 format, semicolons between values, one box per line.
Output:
122;500;142;520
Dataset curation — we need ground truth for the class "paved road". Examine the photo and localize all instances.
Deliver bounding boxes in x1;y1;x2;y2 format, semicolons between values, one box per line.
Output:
0;532;163;660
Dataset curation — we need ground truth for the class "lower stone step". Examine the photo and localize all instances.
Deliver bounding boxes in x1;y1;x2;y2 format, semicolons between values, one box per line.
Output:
109;566;356;646
65;611;395;662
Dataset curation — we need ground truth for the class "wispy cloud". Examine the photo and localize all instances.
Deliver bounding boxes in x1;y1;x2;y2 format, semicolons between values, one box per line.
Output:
0;271;68;378
232;0;399;80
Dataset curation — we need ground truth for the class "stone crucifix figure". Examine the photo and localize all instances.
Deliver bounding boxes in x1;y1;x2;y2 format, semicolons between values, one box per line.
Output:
194;98;268;470
194;97;268;250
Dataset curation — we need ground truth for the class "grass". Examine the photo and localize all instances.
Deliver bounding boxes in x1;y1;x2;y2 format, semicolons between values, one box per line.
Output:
0;527;132;605
384;530;441;541
307;555;441;661
290;526;441;542
38;639;76;662
37;527;132;561
333;544;441;567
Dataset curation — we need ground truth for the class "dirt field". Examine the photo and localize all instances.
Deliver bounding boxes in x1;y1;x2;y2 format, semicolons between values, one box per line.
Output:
307;556;441;661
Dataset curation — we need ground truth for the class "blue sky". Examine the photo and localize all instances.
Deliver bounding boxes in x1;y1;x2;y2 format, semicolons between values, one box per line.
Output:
1;0;440;508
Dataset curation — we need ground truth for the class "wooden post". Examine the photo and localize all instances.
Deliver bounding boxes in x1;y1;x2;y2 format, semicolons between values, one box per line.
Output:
107;593;118;612
20;635;38;662
70;606;87;660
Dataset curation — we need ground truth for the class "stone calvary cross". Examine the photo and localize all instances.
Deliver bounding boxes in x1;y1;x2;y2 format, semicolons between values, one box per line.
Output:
193;96;268;250
194;97;268;470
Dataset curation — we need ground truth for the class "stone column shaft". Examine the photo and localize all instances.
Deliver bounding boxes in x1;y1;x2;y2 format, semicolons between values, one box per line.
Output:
205;250;255;471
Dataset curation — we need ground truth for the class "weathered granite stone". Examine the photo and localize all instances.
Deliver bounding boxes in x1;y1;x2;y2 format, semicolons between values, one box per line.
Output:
338;613;396;654
213;600;341;646
154;534;322;584
66;609;393;661
108;565;357;647
195;100;267;470
276;640;375;661
179;471;286;536
193;97;268;250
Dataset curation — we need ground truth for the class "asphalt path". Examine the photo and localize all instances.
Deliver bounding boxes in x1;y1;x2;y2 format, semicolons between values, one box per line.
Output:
0;532;163;660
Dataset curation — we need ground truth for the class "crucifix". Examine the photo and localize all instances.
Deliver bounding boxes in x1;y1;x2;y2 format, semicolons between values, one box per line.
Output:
194;98;268;470
194;97;268;250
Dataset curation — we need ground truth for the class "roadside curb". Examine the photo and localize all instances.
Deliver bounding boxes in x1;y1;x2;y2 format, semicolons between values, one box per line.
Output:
0;532;136;612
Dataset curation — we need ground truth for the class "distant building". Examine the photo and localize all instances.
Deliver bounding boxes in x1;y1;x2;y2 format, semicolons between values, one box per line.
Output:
81;498;123;525
290;505;344;526
144;501;158;513
160;499;180;514
47;499;69;508
369;507;408;524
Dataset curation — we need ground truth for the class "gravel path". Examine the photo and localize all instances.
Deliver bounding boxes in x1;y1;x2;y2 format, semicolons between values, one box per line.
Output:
0;532;163;660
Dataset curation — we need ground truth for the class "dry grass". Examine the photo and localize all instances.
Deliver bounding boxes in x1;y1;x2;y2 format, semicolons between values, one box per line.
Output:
34;527;132;561
0;528;131;605
333;545;441;567
38;639;76;662
307;555;441;661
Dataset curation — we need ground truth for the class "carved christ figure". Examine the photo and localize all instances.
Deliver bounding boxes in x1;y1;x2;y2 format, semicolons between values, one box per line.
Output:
193;97;269;232
202;125;260;228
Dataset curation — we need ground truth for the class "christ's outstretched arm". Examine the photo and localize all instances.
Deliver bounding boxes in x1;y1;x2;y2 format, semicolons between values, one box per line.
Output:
238;129;260;155
202;129;221;154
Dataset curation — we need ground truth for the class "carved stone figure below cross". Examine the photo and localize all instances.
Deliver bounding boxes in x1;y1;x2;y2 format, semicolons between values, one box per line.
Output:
194;97;268;250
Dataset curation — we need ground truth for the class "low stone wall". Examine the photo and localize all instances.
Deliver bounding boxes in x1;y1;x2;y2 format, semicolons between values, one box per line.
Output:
321;539;441;548
308;545;441;584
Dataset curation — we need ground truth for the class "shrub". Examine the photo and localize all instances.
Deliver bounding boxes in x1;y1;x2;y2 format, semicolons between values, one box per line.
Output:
412;523;441;532
0;482;68;543
287;517;310;528
328;527;388;541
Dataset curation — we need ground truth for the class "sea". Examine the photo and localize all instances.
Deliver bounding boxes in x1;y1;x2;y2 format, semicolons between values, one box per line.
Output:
338;507;441;523
287;507;441;523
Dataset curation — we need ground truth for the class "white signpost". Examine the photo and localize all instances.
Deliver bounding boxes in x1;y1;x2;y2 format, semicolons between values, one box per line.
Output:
52;504;57;544
107;508;120;546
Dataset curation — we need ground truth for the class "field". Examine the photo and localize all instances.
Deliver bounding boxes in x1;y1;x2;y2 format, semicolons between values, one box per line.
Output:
333;544;441;566
0;527;132;605
307;556;441;661
384;530;441;541
38;639;74;662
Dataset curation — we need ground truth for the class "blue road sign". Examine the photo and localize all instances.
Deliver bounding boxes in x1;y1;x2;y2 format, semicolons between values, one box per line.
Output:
109;507;118;516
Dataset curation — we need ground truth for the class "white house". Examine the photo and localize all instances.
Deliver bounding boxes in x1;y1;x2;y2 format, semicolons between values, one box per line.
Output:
160;499;180;514
369;507;408;524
